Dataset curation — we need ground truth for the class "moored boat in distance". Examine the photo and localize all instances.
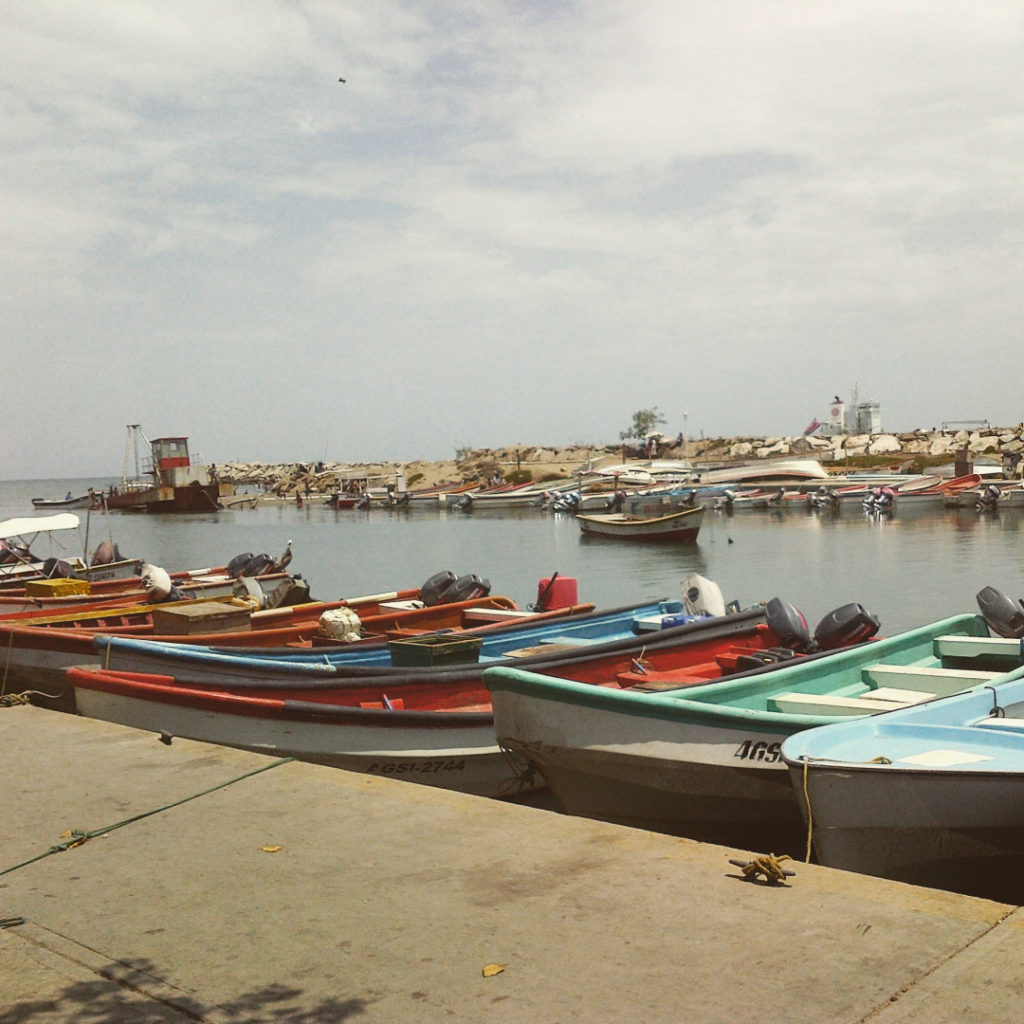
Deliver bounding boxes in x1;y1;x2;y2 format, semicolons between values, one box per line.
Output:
577;504;704;541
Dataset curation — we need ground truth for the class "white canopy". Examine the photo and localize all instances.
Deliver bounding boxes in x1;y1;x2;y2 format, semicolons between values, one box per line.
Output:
0;512;81;542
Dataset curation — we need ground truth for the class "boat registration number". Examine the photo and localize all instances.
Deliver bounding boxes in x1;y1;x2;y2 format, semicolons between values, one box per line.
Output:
733;740;782;764
366;759;467;775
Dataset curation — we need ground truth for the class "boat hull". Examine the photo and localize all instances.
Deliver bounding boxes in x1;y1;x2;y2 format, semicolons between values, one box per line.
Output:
73;685;528;799
577;506;704;541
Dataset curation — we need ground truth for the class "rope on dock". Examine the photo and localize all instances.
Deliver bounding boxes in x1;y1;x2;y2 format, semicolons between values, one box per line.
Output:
1;690;63;708
728;853;795;885
0;756;294;880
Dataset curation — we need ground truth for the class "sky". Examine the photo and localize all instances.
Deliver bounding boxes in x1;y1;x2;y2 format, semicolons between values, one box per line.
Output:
4;1;1023;478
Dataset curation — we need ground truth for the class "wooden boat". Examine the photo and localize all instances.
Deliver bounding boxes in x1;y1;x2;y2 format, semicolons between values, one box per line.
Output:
0;587;593;705
782;630;1024;901
577;505;704;541
484;610;1002;851
65;602;794;798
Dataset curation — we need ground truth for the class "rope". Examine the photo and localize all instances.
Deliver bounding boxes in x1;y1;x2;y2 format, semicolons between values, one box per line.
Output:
1;690;64;708
1;629;13;699
729;853;794;885
802;759;813;862
0;756;293;879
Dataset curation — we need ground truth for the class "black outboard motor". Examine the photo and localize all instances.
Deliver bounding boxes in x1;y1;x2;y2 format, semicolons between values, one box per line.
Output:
976;586;1024;638
764;597;812;653
813;603;881;651
439;573;492;604
227;552;254;578
419;570;457;607
42;557;74;579
242;553;274;577
976;484;1002;512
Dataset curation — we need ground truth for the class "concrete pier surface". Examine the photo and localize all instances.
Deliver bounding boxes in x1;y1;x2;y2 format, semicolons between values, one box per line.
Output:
2;705;1022;1024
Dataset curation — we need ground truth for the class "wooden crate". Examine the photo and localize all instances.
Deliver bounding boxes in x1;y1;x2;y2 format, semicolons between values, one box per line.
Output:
25;578;91;598
150;601;252;636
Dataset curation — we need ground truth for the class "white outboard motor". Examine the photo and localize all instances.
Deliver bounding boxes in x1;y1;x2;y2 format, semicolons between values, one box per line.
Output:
681;574;727;618
976;586;1024;638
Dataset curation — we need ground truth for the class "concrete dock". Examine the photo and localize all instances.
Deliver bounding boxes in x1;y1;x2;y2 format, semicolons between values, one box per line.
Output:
2;704;1022;1024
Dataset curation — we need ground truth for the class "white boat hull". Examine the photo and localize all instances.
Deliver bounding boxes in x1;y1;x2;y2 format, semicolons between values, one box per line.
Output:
75;688;536;799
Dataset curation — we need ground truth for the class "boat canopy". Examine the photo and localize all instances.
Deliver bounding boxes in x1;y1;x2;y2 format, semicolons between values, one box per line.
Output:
0;513;81;541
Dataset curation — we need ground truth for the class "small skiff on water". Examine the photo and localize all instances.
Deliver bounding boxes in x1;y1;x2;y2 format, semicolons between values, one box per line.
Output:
577;504;704;541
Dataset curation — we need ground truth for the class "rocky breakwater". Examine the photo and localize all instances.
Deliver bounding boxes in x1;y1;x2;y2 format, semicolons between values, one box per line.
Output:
213;426;1024;497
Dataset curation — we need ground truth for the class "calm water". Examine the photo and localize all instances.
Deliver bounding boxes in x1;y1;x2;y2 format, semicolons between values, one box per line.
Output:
4;477;1024;634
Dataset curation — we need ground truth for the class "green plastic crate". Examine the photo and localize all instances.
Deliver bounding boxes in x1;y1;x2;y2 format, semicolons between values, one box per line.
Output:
387;633;483;667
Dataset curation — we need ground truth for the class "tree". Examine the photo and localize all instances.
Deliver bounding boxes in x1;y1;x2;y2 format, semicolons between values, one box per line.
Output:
620;407;667;441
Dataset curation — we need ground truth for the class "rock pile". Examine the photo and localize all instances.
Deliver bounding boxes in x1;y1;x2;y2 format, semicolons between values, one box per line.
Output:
214;426;1024;495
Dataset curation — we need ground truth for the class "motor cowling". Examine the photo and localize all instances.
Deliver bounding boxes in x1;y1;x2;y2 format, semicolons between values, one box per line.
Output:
764;597;812;652
419;570;457;607
439;573;491;604
813;603;881;650
976;586;1024;638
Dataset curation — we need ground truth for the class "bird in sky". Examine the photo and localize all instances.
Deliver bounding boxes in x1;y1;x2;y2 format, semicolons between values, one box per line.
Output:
338;77;346;83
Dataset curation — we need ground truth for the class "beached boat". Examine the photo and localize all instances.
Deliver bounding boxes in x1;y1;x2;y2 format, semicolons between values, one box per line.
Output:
782;599;1024;900
485;607;1002;851
0;577;592;706
65;595;793;798
577;505;704;541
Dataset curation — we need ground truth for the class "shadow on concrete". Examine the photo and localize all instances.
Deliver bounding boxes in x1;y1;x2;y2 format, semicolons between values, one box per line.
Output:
0;958;372;1023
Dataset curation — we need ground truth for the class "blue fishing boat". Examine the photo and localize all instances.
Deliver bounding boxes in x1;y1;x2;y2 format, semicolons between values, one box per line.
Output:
782;605;1024;900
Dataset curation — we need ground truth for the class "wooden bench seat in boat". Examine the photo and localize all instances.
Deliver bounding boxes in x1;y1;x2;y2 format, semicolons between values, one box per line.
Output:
932;635;1023;660
860;663;1000;695
503;643;587;658
974;717;1024;732
767;691;916;715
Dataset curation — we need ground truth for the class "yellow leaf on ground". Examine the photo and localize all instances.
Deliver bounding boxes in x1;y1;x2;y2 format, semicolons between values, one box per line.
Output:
261;845;283;853
482;963;506;978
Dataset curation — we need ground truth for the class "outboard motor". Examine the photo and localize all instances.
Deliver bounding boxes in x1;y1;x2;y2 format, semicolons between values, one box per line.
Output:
606;490;626;512
439;573;491;604
767;488;784;506
813;603;881;650
242;553;274;577
977;484;1002;512
419;570;457;607
90;540;124;566
681;574;726;618
226;552;254;578
976;586;1024;638
764;597;812;653
42;557;74;579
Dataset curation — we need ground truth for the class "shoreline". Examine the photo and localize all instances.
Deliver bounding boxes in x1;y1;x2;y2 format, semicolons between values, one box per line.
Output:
211;425;1023;495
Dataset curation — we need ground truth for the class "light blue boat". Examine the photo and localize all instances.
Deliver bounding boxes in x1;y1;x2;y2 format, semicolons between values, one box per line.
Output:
782;634;1024;901
485;610;1016;852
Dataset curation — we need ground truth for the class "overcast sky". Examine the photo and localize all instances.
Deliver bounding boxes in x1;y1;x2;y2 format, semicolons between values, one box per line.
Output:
4;1;1023;479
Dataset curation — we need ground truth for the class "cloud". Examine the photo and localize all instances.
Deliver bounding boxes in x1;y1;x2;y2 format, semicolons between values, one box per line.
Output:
3;1;1023;477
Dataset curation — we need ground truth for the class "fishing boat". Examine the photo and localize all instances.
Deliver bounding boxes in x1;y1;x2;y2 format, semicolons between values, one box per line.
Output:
30;492;95;510
782;594;1024;900
65;591;799;798
98;426;233;513
577;505;704;541
0;574;591;705
484;603;1006;851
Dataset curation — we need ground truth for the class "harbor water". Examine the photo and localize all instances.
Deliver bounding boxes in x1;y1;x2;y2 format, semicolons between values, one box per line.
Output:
4;477;1024;633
